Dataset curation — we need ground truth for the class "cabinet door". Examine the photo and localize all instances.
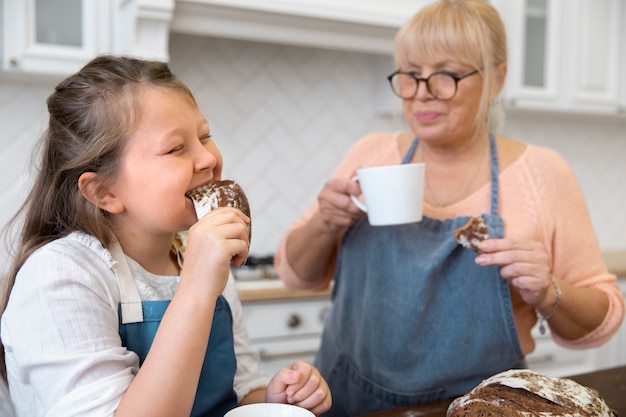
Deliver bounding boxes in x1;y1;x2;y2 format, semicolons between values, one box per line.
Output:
503;0;564;110
499;0;624;114
2;0;111;77
563;0;622;114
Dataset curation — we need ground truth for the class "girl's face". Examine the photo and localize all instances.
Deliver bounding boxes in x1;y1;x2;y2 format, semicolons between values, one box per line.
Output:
109;87;221;237
400;59;483;146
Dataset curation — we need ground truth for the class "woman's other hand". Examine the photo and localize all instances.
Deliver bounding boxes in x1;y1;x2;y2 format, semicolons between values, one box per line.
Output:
475;238;552;306
265;360;332;416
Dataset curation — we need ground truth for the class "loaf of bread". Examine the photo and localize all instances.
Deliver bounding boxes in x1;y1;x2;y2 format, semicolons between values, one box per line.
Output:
188;180;251;240
446;369;616;417
454;216;488;253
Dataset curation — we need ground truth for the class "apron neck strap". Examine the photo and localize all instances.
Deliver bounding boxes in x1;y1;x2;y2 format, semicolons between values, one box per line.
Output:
110;243;144;324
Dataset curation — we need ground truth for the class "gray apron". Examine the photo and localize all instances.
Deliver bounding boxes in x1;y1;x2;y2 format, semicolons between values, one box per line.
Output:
111;244;238;417
316;134;524;416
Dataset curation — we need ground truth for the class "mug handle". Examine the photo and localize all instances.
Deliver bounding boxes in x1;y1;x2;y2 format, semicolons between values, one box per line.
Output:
350;175;367;212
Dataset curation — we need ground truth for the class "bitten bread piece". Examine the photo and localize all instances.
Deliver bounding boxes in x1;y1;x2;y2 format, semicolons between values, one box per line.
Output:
188;180;251;239
446;369;616;417
454;216;488;253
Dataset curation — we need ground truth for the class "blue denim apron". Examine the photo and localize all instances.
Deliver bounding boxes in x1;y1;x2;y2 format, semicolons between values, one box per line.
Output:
111;245;238;417
316;135;524;416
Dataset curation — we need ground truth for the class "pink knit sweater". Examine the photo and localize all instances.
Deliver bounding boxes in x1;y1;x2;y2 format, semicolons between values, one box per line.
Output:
275;132;624;355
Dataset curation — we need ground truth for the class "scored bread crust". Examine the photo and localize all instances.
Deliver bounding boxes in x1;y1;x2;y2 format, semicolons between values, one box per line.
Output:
446;369;615;417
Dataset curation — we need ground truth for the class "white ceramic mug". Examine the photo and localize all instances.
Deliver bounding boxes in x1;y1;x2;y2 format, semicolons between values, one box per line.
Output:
350;163;425;226
224;403;315;417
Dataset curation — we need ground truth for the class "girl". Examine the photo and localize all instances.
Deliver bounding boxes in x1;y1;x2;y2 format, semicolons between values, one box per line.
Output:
1;55;331;417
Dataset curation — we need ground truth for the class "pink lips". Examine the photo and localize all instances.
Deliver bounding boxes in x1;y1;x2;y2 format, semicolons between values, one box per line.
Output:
414;111;439;122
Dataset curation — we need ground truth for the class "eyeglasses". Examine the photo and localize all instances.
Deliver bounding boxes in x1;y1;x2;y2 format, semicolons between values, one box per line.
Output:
387;69;480;100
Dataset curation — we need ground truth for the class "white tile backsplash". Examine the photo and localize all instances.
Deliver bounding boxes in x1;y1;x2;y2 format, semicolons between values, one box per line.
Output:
168;35;404;256
1;34;625;266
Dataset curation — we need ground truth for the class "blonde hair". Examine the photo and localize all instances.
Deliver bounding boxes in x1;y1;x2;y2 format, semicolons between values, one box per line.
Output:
394;0;507;132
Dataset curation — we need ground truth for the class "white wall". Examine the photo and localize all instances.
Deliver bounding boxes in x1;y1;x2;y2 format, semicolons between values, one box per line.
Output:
1;34;625;263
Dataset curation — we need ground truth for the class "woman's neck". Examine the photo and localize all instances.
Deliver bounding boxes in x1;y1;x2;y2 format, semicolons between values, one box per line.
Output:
416;132;491;209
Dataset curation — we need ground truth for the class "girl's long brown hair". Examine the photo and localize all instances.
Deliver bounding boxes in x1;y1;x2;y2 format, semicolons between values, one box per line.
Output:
0;55;195;380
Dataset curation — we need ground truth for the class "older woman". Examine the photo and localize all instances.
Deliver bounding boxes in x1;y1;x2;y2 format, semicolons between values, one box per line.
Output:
274;0;624;416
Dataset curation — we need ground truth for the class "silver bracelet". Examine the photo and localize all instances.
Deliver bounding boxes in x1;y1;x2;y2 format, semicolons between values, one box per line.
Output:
536;275;562;335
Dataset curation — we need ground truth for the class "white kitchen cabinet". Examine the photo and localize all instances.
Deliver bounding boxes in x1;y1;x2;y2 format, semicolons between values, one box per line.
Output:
242;297;332;376
171;0;429;55
496;0;563;110
620;6;626;115
494;0;624;115
563;0;623;114
1;0;173;79
2;0;112;77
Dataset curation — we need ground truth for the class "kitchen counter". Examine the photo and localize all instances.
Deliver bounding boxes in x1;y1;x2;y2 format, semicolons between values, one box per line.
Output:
236;279;331;303
357;365;626;416
237;251;626;303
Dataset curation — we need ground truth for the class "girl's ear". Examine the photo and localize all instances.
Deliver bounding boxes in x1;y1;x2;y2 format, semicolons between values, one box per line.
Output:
78;172;124;214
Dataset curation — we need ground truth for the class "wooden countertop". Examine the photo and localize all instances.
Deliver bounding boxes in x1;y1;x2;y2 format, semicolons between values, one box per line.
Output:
357;365;626;416
237;251;626;303
236;279;331;303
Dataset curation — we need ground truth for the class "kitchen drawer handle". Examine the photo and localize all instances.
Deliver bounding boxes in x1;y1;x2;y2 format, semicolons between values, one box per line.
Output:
259;349;319;361
287;314;301;328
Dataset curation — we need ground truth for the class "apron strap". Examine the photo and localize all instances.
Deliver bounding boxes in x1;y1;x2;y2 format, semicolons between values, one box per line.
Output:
110;243;144;324
487;133;499;215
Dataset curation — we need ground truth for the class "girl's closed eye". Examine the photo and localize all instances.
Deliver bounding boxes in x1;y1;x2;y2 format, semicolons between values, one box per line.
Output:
200;133;212;144
167;144;184;154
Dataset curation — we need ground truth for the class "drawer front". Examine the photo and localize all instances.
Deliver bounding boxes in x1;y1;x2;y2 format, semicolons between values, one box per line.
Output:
252;337;322;376
526;325;596;377
242;299;332;340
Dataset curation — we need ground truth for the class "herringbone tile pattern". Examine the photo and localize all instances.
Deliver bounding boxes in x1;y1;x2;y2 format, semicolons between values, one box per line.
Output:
169;34;402;255
1;35;625;263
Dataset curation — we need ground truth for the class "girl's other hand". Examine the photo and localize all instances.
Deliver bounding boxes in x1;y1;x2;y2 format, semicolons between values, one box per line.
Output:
265;360;332;416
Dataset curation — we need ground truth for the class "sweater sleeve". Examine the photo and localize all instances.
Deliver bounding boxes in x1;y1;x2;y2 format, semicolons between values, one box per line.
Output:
504;146;624;349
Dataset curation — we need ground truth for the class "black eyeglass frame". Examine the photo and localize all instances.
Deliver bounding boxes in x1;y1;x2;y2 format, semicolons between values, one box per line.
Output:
387;69;480;100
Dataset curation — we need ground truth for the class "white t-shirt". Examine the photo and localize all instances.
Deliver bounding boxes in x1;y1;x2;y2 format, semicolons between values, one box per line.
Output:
1;232;268;417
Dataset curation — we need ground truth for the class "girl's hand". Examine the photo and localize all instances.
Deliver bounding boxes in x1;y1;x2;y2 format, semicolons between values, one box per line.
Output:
317;177;365;233
475;238;552;306
182;207;250;298
265;360;332;416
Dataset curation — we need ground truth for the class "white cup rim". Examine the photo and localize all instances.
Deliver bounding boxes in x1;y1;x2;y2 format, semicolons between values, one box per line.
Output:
224;403;315;417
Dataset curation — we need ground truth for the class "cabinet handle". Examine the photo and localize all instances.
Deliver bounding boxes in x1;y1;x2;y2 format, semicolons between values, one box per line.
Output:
287;314;301;328
259;349;319;361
